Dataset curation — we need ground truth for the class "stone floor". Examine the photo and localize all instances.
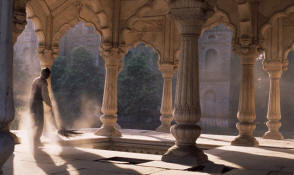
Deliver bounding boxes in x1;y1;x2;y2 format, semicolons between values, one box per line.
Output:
3;129;294;175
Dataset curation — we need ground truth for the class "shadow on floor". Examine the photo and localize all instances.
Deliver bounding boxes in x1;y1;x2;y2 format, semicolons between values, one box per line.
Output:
207;146;294;172
33;144;142;175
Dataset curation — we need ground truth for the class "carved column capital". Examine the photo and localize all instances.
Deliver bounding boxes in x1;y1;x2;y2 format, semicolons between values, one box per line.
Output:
159;64;175;79
37;48;58;69
166;0;214;34
233;44;259;65
102;48;125;63
263;62;283;79
100;46;126;73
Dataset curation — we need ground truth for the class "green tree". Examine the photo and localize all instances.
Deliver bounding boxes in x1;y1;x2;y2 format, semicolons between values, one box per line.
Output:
51;46;105;127
117;51;162;129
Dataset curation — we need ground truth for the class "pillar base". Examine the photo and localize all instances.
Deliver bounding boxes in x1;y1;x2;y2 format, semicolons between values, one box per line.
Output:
162;145;208;166
156;115;172;133
231;135;259;147
0;132;15;173
95;126;121;137
156;125;171;133
263;131;284;140
95;114;121;137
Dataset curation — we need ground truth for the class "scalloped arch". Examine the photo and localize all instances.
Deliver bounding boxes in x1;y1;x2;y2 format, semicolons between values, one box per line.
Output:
125;40;162;63
52;4;109;47
261;4;294;37
52;18;103;47
260;4;294;60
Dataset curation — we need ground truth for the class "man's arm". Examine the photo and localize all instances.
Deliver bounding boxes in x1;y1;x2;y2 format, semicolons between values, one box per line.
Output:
41;80;52;107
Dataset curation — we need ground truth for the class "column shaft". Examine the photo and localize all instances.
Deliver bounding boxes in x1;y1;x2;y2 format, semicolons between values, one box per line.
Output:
95;56;121;137
161;0;214;166
231;49;259;146
162;33;208;165
263;62;284;140
156;65;174;133
0;0;15;173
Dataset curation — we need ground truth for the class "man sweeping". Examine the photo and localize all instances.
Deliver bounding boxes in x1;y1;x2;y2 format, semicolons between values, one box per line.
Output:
30;68;80;146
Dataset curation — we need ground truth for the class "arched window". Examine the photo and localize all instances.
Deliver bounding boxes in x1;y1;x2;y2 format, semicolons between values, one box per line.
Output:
205;49;218;72
203;90;216;118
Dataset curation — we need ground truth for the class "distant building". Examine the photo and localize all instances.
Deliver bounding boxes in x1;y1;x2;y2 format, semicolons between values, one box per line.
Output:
198;24;234;130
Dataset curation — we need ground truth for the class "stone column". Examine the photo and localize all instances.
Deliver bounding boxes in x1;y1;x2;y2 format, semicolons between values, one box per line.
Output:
162;0;213;166
231;46;259;146
95;50;122;137
156;64;174;133
263;62;284;140
0;0;16;173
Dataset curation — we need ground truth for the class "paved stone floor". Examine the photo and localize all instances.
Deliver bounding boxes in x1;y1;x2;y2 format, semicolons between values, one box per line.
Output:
3;130;294;175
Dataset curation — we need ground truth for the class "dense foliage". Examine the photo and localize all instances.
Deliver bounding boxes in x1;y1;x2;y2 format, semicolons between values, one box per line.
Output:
51;46;105;128
50;45;163;129
117;48;163;129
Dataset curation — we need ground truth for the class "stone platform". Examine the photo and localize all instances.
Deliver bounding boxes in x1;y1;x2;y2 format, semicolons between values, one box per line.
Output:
3;129;294;175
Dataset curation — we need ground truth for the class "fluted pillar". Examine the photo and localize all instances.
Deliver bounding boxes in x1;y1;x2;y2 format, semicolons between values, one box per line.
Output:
95;50;122;137
156;64;174;133
162;0;213;166
0;0;15;173
263;62;284;140
231;46;259;146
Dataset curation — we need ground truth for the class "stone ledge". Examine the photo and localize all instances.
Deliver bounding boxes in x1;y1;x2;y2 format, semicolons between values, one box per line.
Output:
12;129;294;155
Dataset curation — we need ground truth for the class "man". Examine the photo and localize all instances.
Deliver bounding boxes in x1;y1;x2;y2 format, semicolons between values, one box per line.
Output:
29;68;52;146
30;68;81;146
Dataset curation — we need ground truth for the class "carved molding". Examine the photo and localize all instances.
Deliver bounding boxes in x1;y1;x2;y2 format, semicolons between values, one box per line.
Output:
52;1;110;46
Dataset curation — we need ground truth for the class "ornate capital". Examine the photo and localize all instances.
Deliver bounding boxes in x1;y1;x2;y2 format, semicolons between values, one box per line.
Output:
159;64;175;79
263;62;283;79
101;47;126;65
233;43;259;65
166;0;214;34
37;48;58;68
